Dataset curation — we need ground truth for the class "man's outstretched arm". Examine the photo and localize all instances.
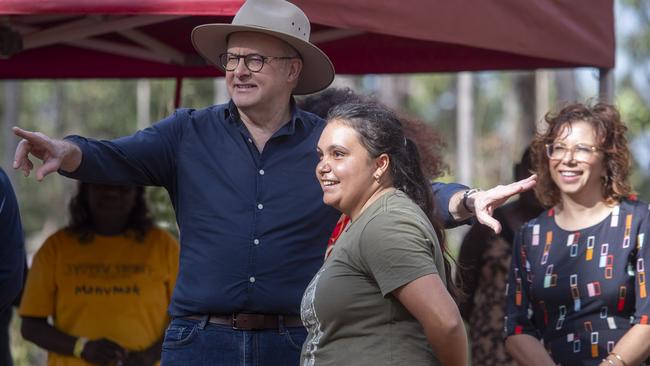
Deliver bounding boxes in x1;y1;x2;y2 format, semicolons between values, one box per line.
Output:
440;175;537;234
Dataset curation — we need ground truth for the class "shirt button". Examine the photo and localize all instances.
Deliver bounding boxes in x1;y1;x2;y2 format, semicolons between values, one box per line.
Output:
249;276;256;283
253;239;260;245
247;138;253;143
257;203;263;210
259;169;265;175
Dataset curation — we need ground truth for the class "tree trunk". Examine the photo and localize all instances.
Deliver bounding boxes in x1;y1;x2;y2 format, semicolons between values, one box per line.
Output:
137;79;151;129
555;69;578;104
535;70;550;133
456;72;474;186
214;77;229;105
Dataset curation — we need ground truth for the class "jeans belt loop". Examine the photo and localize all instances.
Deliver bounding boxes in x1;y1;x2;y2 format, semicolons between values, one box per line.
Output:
231;313;238;330
198;314;210;330
278;315;285;333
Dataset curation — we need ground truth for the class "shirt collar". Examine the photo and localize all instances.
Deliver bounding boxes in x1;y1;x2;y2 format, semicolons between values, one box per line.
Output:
223;98;306;134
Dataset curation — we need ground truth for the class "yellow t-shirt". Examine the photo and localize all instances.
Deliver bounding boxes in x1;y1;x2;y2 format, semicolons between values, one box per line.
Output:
20;228;179;366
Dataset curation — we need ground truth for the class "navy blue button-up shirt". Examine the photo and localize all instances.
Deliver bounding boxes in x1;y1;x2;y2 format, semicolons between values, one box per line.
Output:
63;101;464;317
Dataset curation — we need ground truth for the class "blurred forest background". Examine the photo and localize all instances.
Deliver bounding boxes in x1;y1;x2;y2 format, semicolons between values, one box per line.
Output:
2;0;650;364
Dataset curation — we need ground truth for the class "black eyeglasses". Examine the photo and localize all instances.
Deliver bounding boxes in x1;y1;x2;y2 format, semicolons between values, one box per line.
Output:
545;142;600;162
219;53;299;73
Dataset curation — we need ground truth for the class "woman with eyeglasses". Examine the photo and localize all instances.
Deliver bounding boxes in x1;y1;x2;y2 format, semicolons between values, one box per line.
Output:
504;103;650;366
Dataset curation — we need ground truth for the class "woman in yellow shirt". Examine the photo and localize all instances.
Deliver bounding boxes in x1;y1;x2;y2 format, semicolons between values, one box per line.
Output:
20;183;179;366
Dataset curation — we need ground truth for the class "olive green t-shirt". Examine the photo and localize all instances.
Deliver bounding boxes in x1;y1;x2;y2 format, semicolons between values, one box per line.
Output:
300;190;446;366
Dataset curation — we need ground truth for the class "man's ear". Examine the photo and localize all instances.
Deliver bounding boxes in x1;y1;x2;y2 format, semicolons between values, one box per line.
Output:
287;59;303;83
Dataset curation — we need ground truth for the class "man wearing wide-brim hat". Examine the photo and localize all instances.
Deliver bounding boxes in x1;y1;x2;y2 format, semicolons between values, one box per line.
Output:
193;0;334;96
14;0;340;364
12;0;536;364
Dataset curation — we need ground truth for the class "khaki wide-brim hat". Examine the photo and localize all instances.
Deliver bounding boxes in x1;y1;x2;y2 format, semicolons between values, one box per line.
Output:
191;0;335;95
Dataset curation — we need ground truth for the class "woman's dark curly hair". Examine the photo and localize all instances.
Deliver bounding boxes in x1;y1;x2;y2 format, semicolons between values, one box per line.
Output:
531;102;632;208
399;112;447;181
66;182;154;243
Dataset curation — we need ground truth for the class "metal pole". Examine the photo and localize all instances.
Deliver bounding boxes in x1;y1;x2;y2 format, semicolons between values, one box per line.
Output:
598;68;614;103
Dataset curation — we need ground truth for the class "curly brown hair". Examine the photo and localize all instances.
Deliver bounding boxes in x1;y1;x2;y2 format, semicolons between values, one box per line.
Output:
531;102;632;208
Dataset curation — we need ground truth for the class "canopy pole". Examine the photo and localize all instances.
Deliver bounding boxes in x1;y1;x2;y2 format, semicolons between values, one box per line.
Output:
598;68;614;103
174;77;183;109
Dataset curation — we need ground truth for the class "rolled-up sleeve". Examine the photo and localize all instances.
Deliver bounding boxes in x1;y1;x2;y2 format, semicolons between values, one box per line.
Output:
431;182;469;228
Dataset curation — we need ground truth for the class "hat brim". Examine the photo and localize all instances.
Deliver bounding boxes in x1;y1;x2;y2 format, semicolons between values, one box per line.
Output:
192;24;335;95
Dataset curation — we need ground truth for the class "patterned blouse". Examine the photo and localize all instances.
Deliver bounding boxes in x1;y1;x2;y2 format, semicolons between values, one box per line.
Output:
505;198;650;365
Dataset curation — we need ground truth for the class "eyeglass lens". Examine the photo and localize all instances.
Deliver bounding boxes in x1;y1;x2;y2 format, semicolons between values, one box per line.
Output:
547;143;595;161
220;54;265;72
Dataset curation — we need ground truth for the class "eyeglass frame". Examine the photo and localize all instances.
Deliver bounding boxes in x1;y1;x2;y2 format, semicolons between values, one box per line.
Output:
544;142;601;162
219;52;300;73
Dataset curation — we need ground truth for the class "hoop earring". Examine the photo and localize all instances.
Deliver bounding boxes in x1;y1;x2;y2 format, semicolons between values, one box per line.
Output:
373;174;381;183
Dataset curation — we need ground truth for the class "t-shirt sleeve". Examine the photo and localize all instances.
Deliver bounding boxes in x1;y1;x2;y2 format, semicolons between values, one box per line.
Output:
633;203;650;324
504;226;542;339
359;211;438;297
19;235;58;318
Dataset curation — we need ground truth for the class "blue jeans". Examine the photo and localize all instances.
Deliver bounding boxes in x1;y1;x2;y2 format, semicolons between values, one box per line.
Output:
161;317;307;366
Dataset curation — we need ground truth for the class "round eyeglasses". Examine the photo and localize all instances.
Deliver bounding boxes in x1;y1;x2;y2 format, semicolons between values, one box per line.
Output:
219;53;299;73
545;142;599;162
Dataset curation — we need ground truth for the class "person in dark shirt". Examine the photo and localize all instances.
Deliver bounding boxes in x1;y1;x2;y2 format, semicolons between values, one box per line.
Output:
0;168;25;313
0;168;25;366
11;1;533;365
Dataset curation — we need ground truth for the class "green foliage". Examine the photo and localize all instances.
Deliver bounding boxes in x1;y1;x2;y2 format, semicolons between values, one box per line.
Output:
181;78;218;109
622;0;650;63
9;311;46;366
406;73;456;135
618;0;650;201
617;86;650;133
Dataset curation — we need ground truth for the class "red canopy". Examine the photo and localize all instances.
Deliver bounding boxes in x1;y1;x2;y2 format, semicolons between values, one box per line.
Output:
0;0;615;79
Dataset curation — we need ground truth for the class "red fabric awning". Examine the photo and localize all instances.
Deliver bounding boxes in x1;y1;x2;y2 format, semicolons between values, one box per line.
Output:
0;0;615;79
